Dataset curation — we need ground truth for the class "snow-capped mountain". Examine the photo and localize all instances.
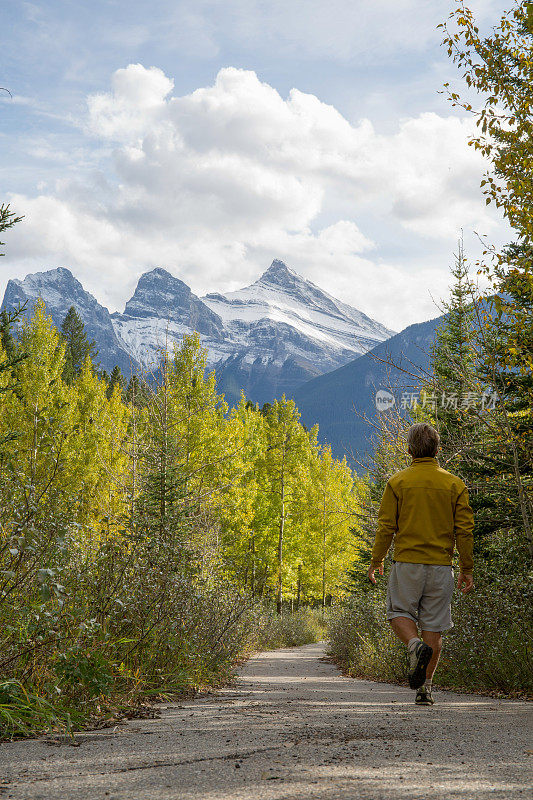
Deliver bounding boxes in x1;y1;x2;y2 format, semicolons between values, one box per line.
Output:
110;268;229;370
1;260;395;405
203;259;391;362
1;267;135;375
198;260;394;404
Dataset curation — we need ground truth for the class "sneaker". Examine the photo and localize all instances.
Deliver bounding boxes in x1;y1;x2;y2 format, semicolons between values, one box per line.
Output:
415;686;434;705
408;641;433;689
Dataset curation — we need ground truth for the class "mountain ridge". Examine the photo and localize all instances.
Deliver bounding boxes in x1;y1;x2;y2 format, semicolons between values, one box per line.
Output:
1;267;136;376
1;260;395;404
293;313;445;470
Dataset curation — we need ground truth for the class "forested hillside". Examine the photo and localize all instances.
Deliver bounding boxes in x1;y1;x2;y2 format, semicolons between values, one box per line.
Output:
294;313;444;468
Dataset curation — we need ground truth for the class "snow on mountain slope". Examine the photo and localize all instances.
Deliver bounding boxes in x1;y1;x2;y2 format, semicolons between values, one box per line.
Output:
110;260;394;385
1;267;135;375
197;259;395;405
111;315;237;371
110;267;232;369
1;260;395;405
202;260;393;359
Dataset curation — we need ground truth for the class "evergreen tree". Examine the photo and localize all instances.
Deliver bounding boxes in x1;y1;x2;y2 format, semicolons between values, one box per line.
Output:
344;474;390;596
457;243;533;549
137;334;232;566
106;365;124;399
125;374;150;407
425;241;480;475
0;309;16;360
0;203;23;257
441;1;533;557
60;306;97;384
125;375;140;405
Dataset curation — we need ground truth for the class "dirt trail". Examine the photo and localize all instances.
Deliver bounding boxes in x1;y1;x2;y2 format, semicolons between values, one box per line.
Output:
1;642;531;799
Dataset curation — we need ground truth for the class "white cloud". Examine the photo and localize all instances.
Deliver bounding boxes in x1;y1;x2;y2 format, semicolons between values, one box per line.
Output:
4;64;504;329
87;64;174;141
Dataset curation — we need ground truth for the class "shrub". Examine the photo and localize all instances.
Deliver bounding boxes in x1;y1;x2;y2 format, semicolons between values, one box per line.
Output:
327;589;406;683
250;607;327;650
437;576;532;694
327;543;533;696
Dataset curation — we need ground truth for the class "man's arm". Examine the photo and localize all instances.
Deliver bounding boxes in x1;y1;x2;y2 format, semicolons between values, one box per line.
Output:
454;485;475;593
368;481;398;582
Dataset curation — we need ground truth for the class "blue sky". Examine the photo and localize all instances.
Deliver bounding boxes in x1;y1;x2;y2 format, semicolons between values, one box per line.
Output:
1;0;512;329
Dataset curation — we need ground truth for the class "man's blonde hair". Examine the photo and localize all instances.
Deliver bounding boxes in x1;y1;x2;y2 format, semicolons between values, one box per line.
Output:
407;422;440;458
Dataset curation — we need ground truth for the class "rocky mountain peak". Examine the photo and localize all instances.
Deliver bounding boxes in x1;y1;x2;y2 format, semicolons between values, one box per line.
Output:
3;267;101;311
250;258;347;319
0;267;136;375
1;261;396;408
124;268;196;318
140;267;174;282
256;259;298;288
122;268;224;337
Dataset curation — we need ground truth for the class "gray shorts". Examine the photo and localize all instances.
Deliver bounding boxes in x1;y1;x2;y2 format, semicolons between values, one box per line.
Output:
386;562;455;632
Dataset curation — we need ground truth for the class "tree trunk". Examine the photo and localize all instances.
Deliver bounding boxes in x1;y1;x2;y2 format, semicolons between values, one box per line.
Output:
251;534;256;601
276;468;285;616
276;508;284;616
322;494;326;611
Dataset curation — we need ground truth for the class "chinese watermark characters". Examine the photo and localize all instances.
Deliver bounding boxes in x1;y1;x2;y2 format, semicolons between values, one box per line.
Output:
374;388;498;412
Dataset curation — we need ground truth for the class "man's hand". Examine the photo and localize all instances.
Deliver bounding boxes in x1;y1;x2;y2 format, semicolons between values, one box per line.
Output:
457;572;474;594
367;563;383;584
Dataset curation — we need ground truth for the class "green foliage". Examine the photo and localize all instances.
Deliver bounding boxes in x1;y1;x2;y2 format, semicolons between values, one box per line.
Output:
440;2;533;239
328;540;532;694
428;240;480;471
124;374;151;407
60;306;98;384
0;680;73;739
218;395;361;611
0;309;16;360
55;651;114;698
440;1;533;557
327;587;406;684
252;608;327;650
0;203;23;257
0;307;364;738
106;365;125;399
330;1;533;699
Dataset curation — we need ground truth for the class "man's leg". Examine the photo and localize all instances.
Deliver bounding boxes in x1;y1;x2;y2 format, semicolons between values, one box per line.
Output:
389;615;418;644
389;615;433;689
387;564;433;689
417;566;454;689
421;630;442;680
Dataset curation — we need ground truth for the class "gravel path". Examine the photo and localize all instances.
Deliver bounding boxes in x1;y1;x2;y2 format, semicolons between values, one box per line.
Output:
1;642;531;799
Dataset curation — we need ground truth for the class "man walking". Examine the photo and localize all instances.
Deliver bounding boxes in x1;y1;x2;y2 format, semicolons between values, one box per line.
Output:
368;422;475;705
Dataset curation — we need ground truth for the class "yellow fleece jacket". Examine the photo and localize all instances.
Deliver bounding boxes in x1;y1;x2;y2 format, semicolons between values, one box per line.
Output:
370;457;474;574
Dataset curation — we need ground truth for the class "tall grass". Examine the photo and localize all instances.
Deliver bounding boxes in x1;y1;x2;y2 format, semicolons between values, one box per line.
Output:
0;680;74;739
